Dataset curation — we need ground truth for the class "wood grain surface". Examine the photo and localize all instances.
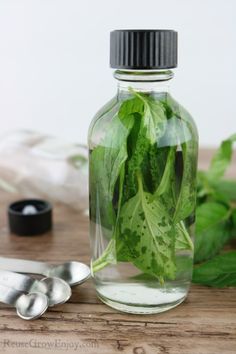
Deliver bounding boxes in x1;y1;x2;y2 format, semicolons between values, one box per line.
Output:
0;149;235;354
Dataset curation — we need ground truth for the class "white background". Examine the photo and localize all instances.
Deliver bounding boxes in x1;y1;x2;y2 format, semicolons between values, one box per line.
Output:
0;0;235;146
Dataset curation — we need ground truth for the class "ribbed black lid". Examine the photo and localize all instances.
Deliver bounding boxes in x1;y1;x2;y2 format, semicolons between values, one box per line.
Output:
110;29;178;70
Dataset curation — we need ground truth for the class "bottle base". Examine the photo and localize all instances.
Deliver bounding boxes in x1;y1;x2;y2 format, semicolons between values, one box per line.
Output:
97;292;187;314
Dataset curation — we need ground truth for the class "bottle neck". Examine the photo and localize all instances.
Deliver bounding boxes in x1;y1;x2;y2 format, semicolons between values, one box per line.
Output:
114;70;174;97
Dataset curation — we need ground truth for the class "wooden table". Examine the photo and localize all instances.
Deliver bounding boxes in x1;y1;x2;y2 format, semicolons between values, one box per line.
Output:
0;150;235;354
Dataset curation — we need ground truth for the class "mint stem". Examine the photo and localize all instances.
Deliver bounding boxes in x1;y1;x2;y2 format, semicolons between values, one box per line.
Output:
180;220;194;251
92;239;115;273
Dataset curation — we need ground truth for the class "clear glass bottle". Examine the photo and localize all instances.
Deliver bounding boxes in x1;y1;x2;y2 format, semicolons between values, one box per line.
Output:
88;30;198;314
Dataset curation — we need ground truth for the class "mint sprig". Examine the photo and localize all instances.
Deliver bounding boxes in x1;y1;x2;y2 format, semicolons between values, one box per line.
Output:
193;135;236;287
91;91;197;281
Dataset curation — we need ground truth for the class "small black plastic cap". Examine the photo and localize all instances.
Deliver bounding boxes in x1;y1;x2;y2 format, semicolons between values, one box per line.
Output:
110;29;178;70
8;199;52;236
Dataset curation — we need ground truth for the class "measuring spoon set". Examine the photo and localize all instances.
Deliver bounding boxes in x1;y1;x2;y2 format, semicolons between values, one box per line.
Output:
0;257;90;320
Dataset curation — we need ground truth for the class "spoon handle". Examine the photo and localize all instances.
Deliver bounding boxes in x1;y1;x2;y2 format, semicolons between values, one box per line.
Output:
0;283;23;306
0;257;49;276
0;269;35;293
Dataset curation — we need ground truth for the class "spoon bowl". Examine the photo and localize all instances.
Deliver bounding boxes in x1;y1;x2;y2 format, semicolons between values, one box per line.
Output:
16;292;48;320
47;262;91;286
34;277;71;307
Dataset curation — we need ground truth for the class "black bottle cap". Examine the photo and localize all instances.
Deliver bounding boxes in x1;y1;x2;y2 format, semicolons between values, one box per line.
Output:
110;29;178;70
8;199;52;236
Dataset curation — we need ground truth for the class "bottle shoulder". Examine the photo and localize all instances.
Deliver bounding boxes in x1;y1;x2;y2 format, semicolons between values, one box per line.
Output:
88;95;120;145
166;94;198;139
88;92;198;149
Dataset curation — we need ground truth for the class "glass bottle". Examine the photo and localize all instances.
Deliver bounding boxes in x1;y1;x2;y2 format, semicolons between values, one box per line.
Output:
88;30;198;314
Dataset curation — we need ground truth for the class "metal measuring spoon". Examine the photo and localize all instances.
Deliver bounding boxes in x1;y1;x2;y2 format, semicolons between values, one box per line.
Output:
0;257;90;286
0;283;48;320
0;270;71;307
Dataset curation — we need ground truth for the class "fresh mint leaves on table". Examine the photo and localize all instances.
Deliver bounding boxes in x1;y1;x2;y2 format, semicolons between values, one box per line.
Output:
193;134;236;287
193;252;236;287
194;202;231;263
90;88;236;288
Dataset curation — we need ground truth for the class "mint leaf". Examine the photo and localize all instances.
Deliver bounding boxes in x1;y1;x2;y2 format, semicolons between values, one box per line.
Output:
231;209;236;239
119;175;176;280
197;134;236;214
207;133;236;181
207;179;236;203
90;112;134;230
148;145;170;194
124;120;150;201
174;140;198;222
194;202;231;263
153;147;176;198
175;221;194;251
193;252;236;287
164;98;198;224
123;93;168;201
91;97;144;269
131;92;167;144
119;96;144;119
